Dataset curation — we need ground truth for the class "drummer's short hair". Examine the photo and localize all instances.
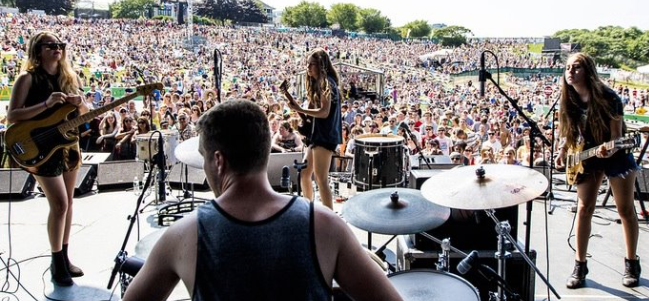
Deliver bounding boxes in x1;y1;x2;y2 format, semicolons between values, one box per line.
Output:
196;100;270;174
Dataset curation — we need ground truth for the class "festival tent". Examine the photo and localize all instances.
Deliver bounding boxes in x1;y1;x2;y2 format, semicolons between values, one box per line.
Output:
418;49;453;61
637;64;649;74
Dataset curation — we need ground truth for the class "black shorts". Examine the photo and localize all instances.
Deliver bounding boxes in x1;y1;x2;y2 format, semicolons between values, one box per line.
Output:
576;152;638;184
26;144;81;177
312;142;337;153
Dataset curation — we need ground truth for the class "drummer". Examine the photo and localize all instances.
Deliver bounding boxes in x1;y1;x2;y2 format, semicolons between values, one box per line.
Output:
122;100;403;301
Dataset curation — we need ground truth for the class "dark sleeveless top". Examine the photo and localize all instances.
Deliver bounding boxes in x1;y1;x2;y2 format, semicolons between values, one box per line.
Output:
21;67;81;176
26;67;68;119
193;196;331;301
311;76;342;146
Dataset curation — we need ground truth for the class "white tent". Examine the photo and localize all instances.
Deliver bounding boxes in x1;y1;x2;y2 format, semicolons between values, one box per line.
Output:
637;64;649;74
418;49;453;61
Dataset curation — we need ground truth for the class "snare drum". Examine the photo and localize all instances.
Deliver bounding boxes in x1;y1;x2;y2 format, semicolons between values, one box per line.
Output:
388;269;479;301
353;134;404;191
136;130;179;166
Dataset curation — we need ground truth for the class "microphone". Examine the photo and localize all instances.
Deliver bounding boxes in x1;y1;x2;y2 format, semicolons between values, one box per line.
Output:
457;250;479;275
399;121;410;131
280;165;290;189
479;51;486;98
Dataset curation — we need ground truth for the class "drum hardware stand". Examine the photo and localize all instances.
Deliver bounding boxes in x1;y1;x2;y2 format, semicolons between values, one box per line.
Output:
437;238;451;272
483;209;560;300
138;131;175;214
107;161;157;290
157;163;208;226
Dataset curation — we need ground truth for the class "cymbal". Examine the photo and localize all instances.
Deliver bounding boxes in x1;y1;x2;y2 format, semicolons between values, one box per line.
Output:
420;165;548;210
342;188;450;235
135;228;166;259
174;136;203;169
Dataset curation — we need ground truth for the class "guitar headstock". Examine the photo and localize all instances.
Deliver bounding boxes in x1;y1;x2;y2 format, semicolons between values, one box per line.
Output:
136;83;164;95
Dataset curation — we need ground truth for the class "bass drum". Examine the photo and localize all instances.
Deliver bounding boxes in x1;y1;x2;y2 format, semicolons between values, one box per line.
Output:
388;269;479;301
353;134;404;191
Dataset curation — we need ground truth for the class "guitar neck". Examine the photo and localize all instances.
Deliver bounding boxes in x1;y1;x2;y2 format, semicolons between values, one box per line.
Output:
577;140;615;161
59;92;140;133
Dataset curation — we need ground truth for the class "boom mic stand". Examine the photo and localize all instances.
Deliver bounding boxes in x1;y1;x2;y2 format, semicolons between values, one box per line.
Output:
544;97;561;214
107;162;156;290
400;122;431;169
480;50;559;300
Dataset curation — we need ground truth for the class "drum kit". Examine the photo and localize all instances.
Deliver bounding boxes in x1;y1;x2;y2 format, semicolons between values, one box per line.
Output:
342;164;560;301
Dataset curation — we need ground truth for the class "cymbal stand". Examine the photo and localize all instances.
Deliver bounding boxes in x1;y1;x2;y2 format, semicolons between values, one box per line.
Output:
484;209;560;300
293;159;308;196
364;147;378;249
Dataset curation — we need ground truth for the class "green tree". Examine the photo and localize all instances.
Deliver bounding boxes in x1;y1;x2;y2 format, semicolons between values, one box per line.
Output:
1;0;16;7
237;0;267;23
327;3;358;31
281;1;327;28
109;0;155;19
196;0;242;25
400;20;430;39
627;31;649;62
432;25;473;46
357;8;389;34
16;0;75;14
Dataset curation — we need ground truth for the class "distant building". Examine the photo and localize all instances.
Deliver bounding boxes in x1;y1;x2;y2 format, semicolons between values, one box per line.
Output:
256;0;274;23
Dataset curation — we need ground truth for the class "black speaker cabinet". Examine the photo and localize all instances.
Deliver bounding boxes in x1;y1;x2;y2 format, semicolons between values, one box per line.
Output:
97;160;145;192
75;165;97;196
167;164;209;191
411;205;519;252
398;236;536;301
0;168;36;200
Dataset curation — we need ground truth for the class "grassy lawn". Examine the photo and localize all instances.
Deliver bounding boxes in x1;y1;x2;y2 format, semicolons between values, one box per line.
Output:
528;43;543;54
612;80;649;90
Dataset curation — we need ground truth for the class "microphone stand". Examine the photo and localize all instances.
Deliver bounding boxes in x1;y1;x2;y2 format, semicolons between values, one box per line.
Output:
482;51;559;300
544;97;560;214
481;50;551;254
107;162;156;290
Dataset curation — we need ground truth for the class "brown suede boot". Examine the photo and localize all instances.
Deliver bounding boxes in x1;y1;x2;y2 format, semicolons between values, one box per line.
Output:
566;260;588;289
623;256;641;287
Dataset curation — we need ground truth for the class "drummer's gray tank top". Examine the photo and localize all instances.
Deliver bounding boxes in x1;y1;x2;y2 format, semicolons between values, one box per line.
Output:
193;196;331;301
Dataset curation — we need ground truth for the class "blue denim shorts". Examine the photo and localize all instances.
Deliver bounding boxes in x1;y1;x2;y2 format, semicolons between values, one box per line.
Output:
576;151;638;183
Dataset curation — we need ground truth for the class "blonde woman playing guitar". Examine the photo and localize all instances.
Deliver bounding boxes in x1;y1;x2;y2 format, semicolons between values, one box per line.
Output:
555;52;640;289
6;31;90;287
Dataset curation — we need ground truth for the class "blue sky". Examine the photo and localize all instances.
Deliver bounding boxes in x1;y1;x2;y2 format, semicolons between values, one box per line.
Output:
265;0;649;37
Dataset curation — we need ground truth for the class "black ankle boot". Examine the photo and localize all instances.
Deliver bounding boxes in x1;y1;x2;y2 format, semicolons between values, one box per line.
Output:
566;260;588;289
62;244;84;278
51;251;73;287
623;256;641;287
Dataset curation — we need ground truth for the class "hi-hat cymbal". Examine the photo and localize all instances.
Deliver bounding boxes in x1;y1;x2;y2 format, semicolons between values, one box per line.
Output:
421;165;548;210
174;136;203;169
342;188;450;235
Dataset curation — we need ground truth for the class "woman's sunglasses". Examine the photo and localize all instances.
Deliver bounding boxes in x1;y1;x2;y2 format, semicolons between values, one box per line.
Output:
39;43;67;51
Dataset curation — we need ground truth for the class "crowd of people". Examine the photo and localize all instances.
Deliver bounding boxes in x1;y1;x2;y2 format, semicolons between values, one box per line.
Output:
0;11;644;295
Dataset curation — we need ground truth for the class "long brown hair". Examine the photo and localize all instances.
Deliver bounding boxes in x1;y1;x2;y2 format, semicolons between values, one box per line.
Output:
558;52;616;148
22;31;79;95
305;48;340;108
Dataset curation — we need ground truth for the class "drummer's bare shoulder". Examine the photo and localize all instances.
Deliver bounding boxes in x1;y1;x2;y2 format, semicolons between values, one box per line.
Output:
123;213;197;301
312;204;402;301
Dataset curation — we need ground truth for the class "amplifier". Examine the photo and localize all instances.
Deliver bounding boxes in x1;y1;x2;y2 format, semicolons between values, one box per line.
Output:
397;235;536;301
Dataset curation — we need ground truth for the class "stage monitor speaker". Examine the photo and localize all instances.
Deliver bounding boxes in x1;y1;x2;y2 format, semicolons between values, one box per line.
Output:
168;164;209;191
0;168;36;200
97;160;145;192
409;166;455;189
75;165;97;196
397;236;536;301
635;167;649;198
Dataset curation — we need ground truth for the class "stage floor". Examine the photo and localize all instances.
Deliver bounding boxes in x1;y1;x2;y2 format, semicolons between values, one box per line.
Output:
0;175;648;301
